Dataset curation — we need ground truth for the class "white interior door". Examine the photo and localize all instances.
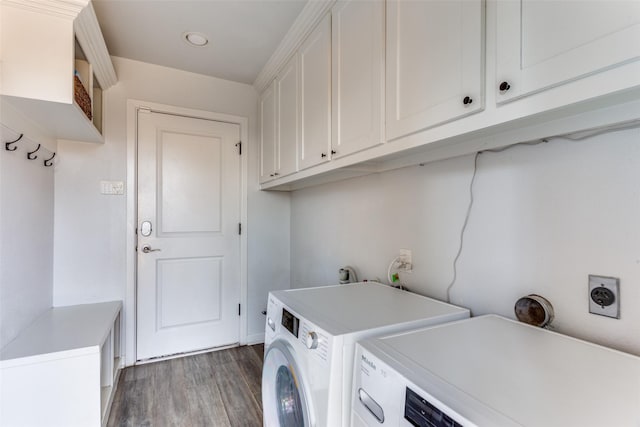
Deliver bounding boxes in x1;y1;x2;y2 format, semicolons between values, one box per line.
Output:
136;110;241;361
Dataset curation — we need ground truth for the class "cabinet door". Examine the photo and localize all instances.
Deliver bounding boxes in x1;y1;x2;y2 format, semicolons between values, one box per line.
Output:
299;13;332;170
496;1;640;103
386;0;484;142
260;80;277;183
276;54;299;177
331;0;385;159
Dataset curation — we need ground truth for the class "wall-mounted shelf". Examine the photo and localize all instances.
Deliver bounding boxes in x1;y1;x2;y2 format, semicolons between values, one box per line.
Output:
0;1;116;143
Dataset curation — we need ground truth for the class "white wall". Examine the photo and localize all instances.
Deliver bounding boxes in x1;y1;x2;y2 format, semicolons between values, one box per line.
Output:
291;127;640;356
0;102;56;348
53;57;290;352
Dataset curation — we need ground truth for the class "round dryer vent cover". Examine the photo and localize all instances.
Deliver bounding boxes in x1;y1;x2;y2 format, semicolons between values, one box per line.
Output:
514;294;554;328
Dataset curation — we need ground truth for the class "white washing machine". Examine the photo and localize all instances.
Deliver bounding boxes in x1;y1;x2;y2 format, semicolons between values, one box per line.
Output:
352;315;640;427
261;282;470;427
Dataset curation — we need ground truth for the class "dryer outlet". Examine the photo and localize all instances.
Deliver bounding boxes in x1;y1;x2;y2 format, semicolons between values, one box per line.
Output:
588;275;620;319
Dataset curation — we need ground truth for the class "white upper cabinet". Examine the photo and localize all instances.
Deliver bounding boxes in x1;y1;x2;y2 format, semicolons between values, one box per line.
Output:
331;0;385;159
257;0;639;191
299;13;332;171
0;1;116;143
496;0;640;103
386;0;484;142
260;80;277;183
276;54;299;178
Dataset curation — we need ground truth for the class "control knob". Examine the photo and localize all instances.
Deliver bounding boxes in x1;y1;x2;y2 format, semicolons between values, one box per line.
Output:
306;331;319;349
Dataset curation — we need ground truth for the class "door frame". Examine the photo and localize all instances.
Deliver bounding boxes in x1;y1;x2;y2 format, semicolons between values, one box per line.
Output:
125;99;249;366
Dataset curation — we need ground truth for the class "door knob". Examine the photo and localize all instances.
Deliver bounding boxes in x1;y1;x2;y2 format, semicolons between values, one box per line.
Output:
141;245;161;253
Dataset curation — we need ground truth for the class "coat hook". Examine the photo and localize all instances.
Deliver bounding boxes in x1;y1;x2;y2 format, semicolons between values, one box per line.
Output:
44;152;56;167
5;134;23;151
27;144;41;160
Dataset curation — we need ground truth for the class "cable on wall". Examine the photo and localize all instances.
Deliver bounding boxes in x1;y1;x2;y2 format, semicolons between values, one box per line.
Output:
445;119;640;303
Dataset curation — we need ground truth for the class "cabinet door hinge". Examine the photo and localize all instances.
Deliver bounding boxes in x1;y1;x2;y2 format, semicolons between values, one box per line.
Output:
235;141;242;155
238;223;242;235
238;304;241;316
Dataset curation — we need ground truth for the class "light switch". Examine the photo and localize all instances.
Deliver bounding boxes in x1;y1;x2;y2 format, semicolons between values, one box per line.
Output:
100;180;125;195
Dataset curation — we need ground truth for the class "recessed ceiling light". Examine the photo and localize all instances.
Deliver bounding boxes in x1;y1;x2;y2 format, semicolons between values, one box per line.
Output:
183;32;209;47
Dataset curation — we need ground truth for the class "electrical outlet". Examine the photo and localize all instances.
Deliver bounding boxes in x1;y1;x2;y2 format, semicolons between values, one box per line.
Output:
398;249;412;272
588;275;620;319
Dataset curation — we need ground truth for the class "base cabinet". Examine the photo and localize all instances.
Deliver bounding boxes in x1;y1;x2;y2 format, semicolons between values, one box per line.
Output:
496;0;640;103
0;302;123;427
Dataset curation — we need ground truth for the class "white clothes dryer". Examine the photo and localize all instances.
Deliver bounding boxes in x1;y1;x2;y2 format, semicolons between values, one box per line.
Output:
261;282;470;427
352;315;640;427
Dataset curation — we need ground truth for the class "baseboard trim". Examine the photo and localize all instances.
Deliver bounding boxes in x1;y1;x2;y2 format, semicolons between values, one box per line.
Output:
246;332;265;345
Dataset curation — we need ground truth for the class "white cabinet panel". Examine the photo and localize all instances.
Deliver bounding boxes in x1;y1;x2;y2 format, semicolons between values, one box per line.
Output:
299;13;332;170
496;0;640;103
0;2;116;143
331;0;385;158
277;54;299;177
386;0;484;142
260;80;277;183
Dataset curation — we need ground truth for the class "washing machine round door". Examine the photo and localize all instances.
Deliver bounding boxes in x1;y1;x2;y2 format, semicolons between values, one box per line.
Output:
262;340;312;427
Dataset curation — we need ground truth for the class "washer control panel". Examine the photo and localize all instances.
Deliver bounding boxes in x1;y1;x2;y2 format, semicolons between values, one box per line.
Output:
300;320;330;363
265;294;332;365
352;345;472;427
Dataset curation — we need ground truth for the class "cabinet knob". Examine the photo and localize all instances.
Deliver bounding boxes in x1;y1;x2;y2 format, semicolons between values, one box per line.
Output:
463;96;473;105
274;172;279;176
321;153;327;158
269;173;274;177
499;81;511;92
331;150;336;155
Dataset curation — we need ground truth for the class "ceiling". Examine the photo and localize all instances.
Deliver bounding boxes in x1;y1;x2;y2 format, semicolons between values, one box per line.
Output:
92;0;308;85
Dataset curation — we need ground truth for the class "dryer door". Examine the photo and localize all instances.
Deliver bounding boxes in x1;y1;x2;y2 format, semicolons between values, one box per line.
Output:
262;340;313;427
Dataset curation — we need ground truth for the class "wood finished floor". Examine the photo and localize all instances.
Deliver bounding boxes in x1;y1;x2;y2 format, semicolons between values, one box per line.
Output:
107;344;265;427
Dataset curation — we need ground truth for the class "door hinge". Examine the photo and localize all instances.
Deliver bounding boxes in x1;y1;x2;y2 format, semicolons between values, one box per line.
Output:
238;223;242;235
238;304;241;316
235;141;242;155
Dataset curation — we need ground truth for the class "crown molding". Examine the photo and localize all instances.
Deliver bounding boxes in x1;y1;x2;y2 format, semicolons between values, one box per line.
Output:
74;2;117;89
1;0;89;18
253;0;336;93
